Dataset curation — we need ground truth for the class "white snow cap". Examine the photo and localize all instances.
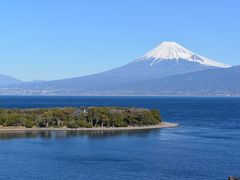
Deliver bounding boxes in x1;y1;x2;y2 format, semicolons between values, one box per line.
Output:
139;41;230;68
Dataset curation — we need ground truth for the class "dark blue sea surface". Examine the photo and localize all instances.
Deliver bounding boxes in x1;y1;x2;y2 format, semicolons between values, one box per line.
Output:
0;96;239;180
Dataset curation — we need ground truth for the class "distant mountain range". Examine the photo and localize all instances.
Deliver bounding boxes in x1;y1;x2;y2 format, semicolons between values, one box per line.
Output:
0;75;46;87
0;74;22;86
0;41;238;96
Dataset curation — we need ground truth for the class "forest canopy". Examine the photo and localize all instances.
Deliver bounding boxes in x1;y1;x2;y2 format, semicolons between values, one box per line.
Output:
0;107;162;128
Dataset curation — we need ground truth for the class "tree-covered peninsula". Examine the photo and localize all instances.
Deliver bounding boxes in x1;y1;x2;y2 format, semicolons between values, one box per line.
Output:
0;107;162;129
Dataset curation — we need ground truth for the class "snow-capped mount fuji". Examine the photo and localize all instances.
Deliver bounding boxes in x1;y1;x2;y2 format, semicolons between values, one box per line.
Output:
107;41;230;82
137;41;229;68
1;41;231;95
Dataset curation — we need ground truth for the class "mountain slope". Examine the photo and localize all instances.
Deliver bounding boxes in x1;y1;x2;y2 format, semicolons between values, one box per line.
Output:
109;66;240;96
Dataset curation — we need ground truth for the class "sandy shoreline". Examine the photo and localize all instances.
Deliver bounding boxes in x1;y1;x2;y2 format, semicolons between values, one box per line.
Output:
0;122;178;132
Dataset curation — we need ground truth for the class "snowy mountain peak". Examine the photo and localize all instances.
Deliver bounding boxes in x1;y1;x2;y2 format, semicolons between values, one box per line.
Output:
138;41;230;68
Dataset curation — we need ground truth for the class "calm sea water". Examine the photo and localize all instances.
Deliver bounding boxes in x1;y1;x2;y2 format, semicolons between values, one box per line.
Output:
0;96;239;180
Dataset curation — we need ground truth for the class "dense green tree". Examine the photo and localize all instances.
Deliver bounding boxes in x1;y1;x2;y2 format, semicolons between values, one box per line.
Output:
0;107;162;128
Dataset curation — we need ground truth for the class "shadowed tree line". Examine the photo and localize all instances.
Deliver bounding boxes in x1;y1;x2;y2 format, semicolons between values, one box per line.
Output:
0;107;162;128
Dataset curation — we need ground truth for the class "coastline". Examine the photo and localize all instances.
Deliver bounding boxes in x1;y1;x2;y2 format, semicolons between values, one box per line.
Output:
0;122;178;132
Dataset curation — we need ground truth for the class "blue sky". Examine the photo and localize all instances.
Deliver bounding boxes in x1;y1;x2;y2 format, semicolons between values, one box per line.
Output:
0;0;239;81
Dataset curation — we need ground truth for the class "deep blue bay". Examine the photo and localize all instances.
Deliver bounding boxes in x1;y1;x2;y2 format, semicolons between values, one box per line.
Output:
0;96;239;180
